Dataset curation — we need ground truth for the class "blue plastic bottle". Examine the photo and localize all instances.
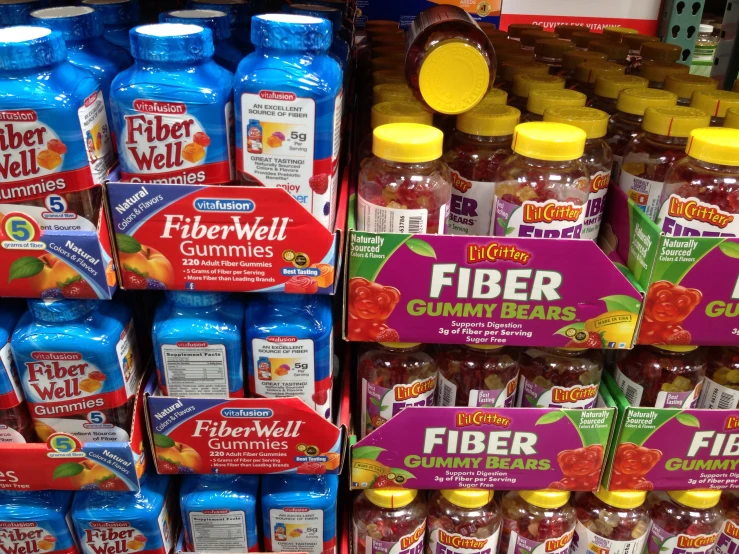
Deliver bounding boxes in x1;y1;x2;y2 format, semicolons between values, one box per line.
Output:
0;490;78;554
235;14;343;229
80;0;139;53
72;471;175;554
180;474;259;552
110;23;235;185
159;9;244;72
283;4;349;68
261;474;338;554
0;0;39;27
11;299;142;443
0;305;34;443
29;6;133;117
188;0;252;53
152;291;245;398
246;293;333;419
0;26;115;226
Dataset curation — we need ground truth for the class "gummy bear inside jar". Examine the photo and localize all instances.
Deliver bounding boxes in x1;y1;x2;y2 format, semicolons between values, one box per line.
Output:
500;490;577;554
427;490;501;548
353;489;427;552
646;490;723;541
573;490;651;544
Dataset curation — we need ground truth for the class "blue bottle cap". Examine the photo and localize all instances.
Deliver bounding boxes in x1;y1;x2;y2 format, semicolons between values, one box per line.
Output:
0;26;66;70
160;9;231;41
189;0;250;26
80;0;139;26
29;6;103;41
130;23;215;63
283;3;341;39
0;0;40;26
251;13;332;52
167;290;230;307
27;298;98;323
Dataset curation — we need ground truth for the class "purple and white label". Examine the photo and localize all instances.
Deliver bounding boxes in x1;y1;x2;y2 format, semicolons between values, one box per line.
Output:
494;197;586;239
448;169;496;236
436;372;517;407
360;375;436;438
654;385;701;409
583;170;610;241
657;195;739;237
355;521;425;554
698;377;739;410
646;521;718;554
572;519;649;554
504;525;574;554
516;375;599;409
713;519;739;554
429;527;500;554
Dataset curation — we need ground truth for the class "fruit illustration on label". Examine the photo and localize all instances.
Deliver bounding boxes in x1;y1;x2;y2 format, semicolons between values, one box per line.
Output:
59;459;116;490
309;173;329;195
638;281;701;344
11;254;84;299
347;277;401;341
351;458;390;488
610;442;662;490
155;436;202;473
549;444;604;490
117;237;175;290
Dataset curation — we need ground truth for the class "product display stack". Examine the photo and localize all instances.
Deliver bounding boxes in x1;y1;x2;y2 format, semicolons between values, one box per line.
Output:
1;1;739;554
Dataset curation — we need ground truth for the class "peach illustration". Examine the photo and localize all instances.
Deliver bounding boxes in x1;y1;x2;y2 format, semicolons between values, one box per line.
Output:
156;441;202;472
119;246;174;288
67;460;115;489
106;260;116;287
27;254;80;296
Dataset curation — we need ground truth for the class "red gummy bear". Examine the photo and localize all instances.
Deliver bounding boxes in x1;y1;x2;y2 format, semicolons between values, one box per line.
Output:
285;275;318;294
609;442;662;490
550;444;603;490
638;281;701;345
348;277;400;322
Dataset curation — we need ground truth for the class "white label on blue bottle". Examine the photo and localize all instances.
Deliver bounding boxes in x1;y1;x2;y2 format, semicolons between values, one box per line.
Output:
0;341;23;404
269;508;325;554
161;342;229;397
252;339;315;406
189;510;248;552
77;89;114;185
116;319;140;398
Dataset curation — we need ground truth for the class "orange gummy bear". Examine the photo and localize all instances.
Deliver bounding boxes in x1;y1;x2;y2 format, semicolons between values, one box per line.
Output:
266;135;283;148
37;150;62;170
183;142;206;163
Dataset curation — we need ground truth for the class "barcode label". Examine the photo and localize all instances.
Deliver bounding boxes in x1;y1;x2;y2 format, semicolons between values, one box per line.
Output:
614;367;643;407
357;196;429;233
698;377;739;409
436;372;457;406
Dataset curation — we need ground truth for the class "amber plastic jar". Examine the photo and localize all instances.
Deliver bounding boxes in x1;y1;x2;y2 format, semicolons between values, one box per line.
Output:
726;107;739;129
357;342;437;437
354;489;427;553
373;83;414;105
359;101;434;166
371;55;404;73
639;60;690;88
559;50;607;82
614;345;707;408
544;106;612;240
373;69;406;85
406;5;496;114
572;61;625;100
443;104;519;236
523;89;586;122
618;106;710;219
623;34;659;63
508;23;542;41
520;29;558;51
500;491;577;554
534;38;574;73
554;24;589;39
437;344;521;406
645;491;723;554
508;73;565;111
517;347;603;408
605;87;677;181
590;74;649;115
663;74;718;106
358;123;451;235
589;39;629;64
571;31;598;50
427;490;501;554
497;60;548;91
699;346;739;409
603;26;639;42
690;90;739;125
494;122;589;239
572;491;651;554
657;127;739;237
641;41;682;63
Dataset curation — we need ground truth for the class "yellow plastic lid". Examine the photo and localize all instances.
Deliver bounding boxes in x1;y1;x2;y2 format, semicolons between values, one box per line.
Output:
725;107;739;130
371;101;433;129
373;69;406;85
527;89;587;115
653;345;698;353
371;56;405;73
594;74;649;99
691;90;739;118
373;123;442;163
373;83;414;104
468;344;505;350
622;34;659;51
641;41;682;62
595;490;647;509
500;60;548;81
365;488;418;509
441;489;494;509
496;49;534;65
642;106;710;137
418;40;490;114
667;490;722;509
380;341;423;348
457;104;520;136
479;88;508;105
520;489;571;509
512;121;586;161
554;24;590;39
561;50;607;70
534;38;575;60
571;31;598;49
616;87;678;115
664;74;718;100
588;40;629;62
603;26;639;41
543;106;609;139
520;30;558;47
507;23;542;39
574;61;625;84
512;74;565;98
639;60;690;84
685;127;739;166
